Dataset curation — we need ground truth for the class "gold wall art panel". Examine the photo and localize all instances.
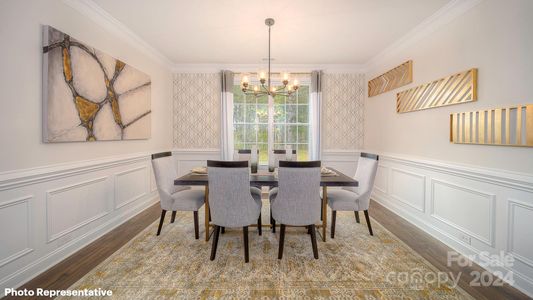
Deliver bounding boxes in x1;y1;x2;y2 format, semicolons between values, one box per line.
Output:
396;68;477;113
368;60;413;97
450;104;533;147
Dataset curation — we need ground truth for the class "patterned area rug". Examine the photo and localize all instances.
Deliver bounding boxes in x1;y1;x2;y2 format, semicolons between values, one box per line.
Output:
63;202;473;299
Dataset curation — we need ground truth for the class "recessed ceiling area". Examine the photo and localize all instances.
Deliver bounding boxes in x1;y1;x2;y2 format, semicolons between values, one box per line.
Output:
92;0;450;65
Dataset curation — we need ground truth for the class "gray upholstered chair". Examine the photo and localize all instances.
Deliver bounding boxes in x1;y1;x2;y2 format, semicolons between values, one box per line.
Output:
268;149;296;232
270;161;321;259
151;152;205;239
327;152;379;237
207;160;262;263
234;149;262;200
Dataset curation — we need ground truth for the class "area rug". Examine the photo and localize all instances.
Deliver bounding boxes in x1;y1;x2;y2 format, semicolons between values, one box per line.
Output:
63;201;473;299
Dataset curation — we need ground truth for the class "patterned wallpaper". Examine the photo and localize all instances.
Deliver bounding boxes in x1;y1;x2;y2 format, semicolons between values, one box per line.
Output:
322;73;365;150
172;72;365;151
173;73;221;148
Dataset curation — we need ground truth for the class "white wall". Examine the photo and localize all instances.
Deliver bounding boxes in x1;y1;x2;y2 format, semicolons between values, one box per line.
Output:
365;0;533;296
365;0;533;174
0;0;173;172
0;0;172;295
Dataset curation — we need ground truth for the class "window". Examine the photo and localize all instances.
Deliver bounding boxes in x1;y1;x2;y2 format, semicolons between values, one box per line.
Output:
232;77;312;164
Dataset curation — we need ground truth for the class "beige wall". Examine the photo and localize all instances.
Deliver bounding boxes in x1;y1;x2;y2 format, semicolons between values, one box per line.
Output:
364;0;533;173
0;0;173;172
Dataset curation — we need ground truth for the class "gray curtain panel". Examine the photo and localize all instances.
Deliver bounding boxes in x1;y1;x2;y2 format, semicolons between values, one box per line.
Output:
310;70;323;159
221;70;234;160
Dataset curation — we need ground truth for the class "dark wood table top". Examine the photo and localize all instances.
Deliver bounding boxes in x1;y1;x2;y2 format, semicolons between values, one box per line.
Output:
174;167;358;187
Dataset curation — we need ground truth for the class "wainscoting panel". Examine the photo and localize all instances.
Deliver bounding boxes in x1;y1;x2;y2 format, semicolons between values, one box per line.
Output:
114;166;148;209
371;152;533;297
321;150;358;177
0;196;32;268
507;199;533;268
46;177;110;243
390;168;426;212
172;149;221;176
431;179;495;246
0;152;159;297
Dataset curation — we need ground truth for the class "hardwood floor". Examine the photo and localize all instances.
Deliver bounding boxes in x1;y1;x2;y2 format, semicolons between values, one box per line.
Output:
370;200;530;300
5;200;529;299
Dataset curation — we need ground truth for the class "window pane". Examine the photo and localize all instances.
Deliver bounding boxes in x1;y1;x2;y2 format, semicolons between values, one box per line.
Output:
234;124;245;144
273;143;285;150
245;124;256;142
287;93;297;104
245;105;256;123
245;94;256;104
274;105;285;123
257;104;268;123
274;124;285;143
257;124;268;143
274;93;285;105
298;105;309;123
298;125;309;143
286;105;297;123
257;94;268;104
287;125;297;143
258;143;268;164
233;104;245;123
233;85;244;103
298;85;309;104
297;144;309;161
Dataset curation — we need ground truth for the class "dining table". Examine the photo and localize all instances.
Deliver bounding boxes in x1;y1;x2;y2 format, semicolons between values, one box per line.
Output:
174;167;358;242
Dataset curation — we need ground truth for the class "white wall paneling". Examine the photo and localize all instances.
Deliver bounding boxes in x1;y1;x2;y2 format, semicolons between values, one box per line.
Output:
371;152;533;297
0;153;159;297
321;151;359;177
114;166;149;209
389;168;426;212
172;149;221;177
0;196;33;268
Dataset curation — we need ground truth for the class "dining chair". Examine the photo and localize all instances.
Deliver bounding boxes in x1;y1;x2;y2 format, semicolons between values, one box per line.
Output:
151;152;205;239
270;160;321;259
326;152;379;238
207;160;262;263
234;149;262;198
268;149;296;232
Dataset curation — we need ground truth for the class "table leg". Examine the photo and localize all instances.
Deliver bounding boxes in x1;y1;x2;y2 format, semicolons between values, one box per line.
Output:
204;185;210;242
322;186;327;242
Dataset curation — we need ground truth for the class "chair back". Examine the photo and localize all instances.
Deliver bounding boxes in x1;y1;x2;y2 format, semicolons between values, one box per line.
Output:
270;149;297;168
151;152;188;210
233;149;259;161
272;161;321;226
354;153;379;210
207;160;260;227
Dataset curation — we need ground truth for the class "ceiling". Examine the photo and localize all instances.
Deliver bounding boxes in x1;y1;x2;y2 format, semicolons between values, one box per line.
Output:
92;0;450;65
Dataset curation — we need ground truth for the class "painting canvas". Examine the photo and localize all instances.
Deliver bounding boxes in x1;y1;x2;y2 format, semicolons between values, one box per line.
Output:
42;25;151;142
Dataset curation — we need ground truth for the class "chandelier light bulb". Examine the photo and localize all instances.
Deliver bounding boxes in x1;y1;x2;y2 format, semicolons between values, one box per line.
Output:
242;75;249;83
259;71;266;80
293;79;299;86
283;73;289;80
254;85;259;92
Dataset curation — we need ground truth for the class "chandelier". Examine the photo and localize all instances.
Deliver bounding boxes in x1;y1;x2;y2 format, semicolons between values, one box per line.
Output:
241;18;299;97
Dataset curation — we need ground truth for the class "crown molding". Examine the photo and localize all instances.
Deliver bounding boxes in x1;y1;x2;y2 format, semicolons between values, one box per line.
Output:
172;63;366;74
63;0;483;74
364;0;484;71
62;0;175;69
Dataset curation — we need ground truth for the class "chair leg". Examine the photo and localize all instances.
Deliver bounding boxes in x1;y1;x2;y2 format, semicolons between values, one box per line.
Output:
243;226;249;263
171;211;177;223
221;227;225;234
258;213;262;236
354;211;360;223
278;224;286;259
156;210;167;236
210;225;221;261
310;224;319;259
364;210;373;236
193;211;199;239
331;210;337;239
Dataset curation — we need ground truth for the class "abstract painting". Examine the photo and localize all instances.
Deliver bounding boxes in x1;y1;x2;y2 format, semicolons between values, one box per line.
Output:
42;25;151;142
